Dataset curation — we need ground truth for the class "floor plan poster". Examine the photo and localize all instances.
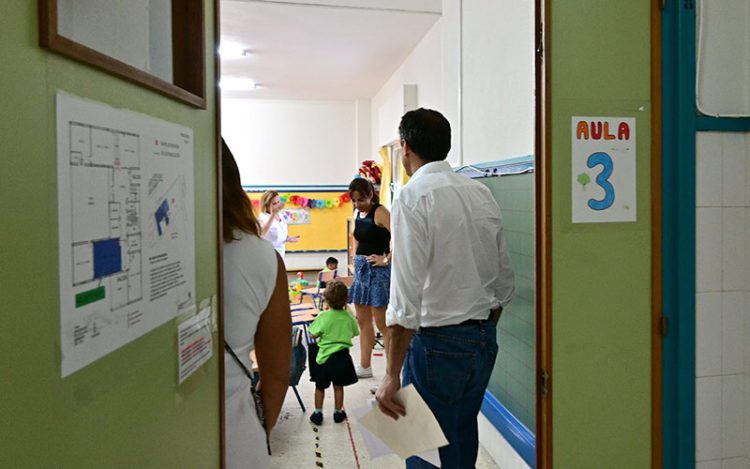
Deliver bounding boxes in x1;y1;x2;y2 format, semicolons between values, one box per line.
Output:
57;93;195;377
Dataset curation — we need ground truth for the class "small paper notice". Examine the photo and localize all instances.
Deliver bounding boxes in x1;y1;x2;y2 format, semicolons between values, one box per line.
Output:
355;385;448;462
178;307;213;383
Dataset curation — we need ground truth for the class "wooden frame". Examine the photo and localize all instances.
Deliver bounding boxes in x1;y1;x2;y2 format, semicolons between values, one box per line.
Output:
651;1;663;467
39;0;206;108
213;0;224;465
535;0;552;466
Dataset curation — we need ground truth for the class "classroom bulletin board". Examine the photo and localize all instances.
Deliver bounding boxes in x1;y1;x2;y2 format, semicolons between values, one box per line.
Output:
246;191;352;252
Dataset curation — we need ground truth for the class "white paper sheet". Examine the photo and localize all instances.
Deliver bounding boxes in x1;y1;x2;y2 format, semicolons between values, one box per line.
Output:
178;306;213;383
351;400;442;466
571;116;636;223
57;93;195;377
356;385;448;461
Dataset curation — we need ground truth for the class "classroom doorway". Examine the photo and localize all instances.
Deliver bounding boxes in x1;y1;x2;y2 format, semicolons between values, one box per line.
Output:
217;0;549;467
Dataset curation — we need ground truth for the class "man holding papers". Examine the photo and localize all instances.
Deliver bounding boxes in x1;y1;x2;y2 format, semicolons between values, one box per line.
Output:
376;108;515;468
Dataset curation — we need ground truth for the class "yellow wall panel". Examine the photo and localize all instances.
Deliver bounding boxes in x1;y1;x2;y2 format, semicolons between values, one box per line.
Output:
247;191;352;251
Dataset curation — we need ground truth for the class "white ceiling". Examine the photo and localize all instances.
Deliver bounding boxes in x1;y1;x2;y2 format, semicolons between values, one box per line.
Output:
220;0;441;100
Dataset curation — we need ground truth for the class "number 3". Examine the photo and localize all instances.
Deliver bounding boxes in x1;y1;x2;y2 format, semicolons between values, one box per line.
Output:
586;152;615;211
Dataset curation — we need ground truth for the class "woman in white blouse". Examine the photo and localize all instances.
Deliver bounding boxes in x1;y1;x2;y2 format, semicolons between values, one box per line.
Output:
258;190;300;258
222;141;292;469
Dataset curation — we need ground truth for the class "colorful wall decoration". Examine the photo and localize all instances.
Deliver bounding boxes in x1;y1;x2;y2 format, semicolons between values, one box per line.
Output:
248;192;351;211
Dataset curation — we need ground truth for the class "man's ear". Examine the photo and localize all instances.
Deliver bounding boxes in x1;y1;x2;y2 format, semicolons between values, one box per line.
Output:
402;140;413;157
401;148;411;170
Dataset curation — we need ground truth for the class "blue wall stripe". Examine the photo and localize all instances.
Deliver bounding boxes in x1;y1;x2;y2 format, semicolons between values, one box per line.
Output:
481;391;536;468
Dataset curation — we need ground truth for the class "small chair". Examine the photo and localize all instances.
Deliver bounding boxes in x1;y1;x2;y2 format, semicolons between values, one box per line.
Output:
300;270;335;308
289;327;307;412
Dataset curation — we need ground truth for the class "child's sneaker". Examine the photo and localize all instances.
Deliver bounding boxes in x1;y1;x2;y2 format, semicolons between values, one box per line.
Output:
333;410;347;423
309;411;323;426
355;365;373;378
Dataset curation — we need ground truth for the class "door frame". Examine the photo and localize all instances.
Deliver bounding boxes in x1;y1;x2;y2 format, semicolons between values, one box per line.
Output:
535;0;552;466
214;0;226;468
652;0;664;467
661;1;750;467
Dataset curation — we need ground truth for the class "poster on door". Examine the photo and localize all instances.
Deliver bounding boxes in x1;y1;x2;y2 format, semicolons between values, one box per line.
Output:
571;116;636;223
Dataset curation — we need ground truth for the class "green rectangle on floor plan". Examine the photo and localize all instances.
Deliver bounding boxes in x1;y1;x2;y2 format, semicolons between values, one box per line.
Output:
76;286;105;308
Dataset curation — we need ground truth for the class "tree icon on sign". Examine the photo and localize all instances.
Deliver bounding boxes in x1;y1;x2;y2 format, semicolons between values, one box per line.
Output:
577;172;591;191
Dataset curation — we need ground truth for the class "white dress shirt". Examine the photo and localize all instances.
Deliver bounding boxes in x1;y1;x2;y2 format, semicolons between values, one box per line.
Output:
386;160;514;329
257;212;288;258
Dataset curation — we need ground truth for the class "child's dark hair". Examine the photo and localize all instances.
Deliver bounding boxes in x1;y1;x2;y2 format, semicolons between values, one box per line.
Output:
324;281;349;310
326;257;338;265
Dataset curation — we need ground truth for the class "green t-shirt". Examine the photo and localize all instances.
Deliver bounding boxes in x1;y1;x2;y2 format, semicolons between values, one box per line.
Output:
308;308;359;365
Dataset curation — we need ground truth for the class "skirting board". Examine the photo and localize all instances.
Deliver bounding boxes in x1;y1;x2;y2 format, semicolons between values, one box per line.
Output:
478;413;532;469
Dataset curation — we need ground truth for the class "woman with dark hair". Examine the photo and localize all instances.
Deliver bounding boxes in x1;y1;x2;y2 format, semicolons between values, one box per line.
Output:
347;177;391;380
222;139;292;469
257;190;299;258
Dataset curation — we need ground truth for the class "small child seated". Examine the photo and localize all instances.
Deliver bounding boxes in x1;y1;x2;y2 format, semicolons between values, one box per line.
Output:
307;281;359;425
318;257;339;288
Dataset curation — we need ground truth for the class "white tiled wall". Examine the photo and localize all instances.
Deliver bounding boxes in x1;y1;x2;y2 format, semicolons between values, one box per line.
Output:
695;132;750;468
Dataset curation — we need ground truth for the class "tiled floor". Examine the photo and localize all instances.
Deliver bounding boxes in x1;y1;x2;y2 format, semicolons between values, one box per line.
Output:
269;333;500;468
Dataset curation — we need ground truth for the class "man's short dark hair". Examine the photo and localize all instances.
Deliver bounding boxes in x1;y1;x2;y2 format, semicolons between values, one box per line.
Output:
326;257;338;266
398;108;451;162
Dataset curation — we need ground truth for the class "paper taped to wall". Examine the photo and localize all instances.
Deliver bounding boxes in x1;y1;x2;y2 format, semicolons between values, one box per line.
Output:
57;92;195;377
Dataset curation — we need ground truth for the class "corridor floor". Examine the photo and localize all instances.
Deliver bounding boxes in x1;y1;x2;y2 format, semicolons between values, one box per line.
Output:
268;334;500;469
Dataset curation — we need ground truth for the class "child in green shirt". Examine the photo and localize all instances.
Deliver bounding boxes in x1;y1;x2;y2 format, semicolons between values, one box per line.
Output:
307;280;359;425
318;257;339;288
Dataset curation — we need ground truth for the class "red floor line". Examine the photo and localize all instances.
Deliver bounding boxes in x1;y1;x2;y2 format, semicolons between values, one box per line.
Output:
345;415;362;469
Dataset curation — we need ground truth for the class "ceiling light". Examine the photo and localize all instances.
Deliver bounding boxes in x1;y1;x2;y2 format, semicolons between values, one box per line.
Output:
218;42;251;59
219;77;257;91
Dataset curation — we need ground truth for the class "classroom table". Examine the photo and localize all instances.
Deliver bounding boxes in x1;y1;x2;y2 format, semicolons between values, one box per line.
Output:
291;306;318;316
290;302;313;311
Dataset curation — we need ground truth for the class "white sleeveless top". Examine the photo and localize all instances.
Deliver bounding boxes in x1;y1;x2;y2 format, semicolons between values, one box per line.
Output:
257;212;288;258
223;231;277;469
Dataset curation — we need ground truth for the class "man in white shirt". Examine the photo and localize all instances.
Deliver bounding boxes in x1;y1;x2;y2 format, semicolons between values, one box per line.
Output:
375;108;514;468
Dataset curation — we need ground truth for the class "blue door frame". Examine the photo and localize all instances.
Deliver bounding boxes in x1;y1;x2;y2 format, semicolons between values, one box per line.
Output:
661;1;750;468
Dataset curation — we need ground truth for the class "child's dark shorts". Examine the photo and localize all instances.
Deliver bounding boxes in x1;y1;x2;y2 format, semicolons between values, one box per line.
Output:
308;344;358;389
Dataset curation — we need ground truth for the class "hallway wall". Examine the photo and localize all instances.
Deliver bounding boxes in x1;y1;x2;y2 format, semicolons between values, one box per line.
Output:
462;0;534;164
222;98;361;186
0;3;221;467
370;19;445;159
695;132;750;467
369;0;535;167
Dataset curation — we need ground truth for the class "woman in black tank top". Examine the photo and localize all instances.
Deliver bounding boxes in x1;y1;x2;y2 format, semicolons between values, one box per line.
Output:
347;178;391;379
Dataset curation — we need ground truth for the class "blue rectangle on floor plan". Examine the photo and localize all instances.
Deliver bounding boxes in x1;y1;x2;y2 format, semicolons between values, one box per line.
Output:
93;238;122;278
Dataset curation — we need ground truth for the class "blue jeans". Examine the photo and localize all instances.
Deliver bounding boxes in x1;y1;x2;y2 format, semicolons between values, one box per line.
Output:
403;321;498;469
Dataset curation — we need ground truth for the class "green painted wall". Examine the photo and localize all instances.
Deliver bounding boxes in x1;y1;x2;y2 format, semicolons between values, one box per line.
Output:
550;1;652;467
0;2;220;468
481;173;536;432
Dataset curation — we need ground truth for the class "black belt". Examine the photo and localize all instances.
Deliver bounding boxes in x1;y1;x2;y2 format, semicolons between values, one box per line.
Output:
456;307;503;326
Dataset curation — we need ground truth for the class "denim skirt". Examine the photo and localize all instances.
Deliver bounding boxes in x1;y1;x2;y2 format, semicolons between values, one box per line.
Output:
348;255;391;308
